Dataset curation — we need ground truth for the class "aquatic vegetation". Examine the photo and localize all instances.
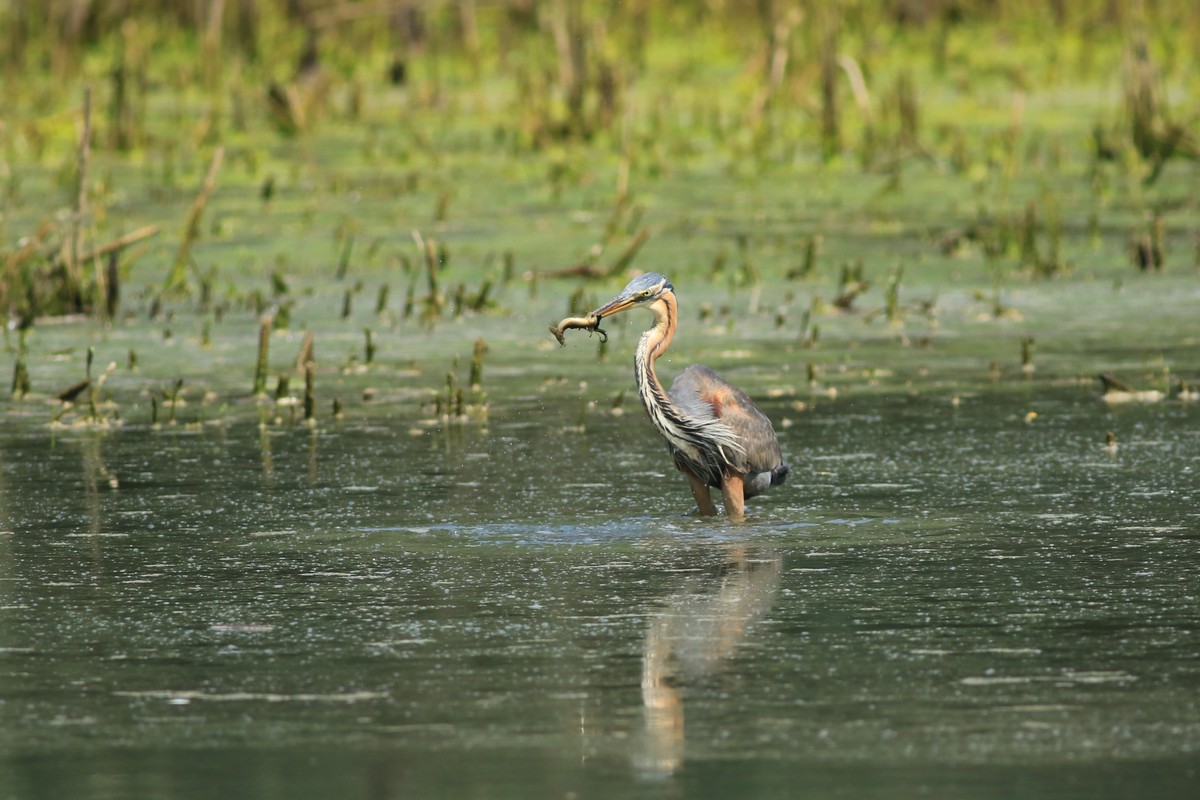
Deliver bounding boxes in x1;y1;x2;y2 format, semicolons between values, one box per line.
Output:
0;0;1194;428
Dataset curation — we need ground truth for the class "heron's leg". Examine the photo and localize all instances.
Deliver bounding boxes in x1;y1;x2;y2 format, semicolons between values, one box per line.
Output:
685;471;719;516
720;474;746;521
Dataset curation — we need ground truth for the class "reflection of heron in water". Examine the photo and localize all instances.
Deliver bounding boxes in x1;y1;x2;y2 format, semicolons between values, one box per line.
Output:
590;273;788;519
637;545;783;777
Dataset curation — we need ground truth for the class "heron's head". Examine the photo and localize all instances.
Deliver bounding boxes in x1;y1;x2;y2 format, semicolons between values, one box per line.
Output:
593;273;675;320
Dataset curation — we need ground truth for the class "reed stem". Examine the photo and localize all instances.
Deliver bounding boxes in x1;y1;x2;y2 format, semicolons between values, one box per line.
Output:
167;146;225;294
253;315;271;396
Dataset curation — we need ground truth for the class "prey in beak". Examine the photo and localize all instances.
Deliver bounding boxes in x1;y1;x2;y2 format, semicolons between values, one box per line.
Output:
548;272;672;346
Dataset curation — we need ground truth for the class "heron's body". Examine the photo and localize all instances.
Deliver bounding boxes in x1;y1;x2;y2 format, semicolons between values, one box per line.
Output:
594;273;788;519
665;365;786;497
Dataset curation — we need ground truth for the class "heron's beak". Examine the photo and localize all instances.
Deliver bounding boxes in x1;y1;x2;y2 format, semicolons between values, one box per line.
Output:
592;294;638;319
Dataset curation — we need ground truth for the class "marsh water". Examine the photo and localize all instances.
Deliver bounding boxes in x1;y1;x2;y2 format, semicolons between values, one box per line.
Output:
2;276;1199;800
6;3;1200;796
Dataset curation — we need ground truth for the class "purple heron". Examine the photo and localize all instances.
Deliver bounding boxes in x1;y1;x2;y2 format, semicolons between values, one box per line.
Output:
589;273;788;519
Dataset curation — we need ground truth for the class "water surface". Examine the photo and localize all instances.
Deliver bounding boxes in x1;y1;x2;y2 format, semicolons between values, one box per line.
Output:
2;383;1197;799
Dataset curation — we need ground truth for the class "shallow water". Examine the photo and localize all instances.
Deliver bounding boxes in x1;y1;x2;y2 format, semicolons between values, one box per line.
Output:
4;5;1200;795
2;380;1198;799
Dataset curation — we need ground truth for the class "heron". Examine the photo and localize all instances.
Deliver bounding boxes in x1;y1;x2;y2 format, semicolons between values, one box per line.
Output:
589;272;788;519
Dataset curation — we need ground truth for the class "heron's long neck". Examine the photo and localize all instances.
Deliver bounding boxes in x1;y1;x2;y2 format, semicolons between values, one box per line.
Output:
634;294;685;441
632;292;740;480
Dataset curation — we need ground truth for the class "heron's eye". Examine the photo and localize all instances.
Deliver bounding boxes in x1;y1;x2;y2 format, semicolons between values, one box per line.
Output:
639;290;653;300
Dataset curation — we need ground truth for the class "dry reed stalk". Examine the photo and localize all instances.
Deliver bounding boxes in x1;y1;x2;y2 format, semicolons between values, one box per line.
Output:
66;86;92;311
167;146;225;293
295;332;315;372
819;14;841;160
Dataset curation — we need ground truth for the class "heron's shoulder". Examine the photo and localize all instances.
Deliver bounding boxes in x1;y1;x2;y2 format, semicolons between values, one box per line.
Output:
670;364;756;406
669;365;751;422
669;363;731;391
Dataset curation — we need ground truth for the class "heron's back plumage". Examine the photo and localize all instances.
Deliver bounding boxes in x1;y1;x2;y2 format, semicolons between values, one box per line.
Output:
666;365;786;496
